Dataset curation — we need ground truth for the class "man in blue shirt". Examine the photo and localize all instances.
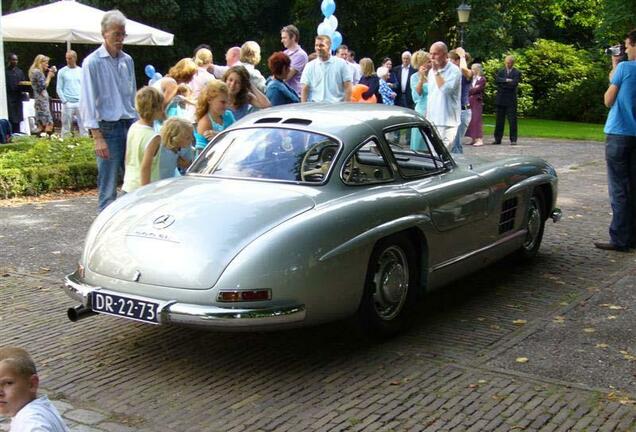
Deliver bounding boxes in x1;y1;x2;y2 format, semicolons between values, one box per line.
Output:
595;29;636;252
80;10;137;212
57;50;87;137
301;35;352;103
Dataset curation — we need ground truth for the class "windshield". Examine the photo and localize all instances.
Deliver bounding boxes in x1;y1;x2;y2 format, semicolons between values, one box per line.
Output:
189;128;341;184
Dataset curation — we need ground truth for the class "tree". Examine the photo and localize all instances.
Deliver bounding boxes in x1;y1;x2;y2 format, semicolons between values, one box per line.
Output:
596;0;636;44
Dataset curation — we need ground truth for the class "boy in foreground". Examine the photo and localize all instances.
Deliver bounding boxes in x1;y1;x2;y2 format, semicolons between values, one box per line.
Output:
0;347;69;431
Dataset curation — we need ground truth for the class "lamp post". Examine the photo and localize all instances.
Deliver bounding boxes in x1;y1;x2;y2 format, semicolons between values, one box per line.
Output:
456;1;471;47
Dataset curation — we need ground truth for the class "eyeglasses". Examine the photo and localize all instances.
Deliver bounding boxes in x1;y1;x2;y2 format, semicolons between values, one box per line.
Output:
110;31;128;39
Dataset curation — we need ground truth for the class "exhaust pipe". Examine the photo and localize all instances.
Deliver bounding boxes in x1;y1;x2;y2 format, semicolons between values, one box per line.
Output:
67;305;98;322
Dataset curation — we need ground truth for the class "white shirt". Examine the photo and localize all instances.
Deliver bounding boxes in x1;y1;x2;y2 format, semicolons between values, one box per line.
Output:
56;66;82;103
400;65;410;92
300;55;353;103
426;62;462;127
10;395;69;432
348;62;361;84
236;62;266;93
189;67;216;99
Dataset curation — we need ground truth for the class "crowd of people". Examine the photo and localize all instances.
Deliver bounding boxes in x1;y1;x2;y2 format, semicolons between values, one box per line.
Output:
4;9;525;213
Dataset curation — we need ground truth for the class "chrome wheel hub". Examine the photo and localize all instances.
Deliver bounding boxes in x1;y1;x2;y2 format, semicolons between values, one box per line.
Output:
523;198;541;250
372;246;409;321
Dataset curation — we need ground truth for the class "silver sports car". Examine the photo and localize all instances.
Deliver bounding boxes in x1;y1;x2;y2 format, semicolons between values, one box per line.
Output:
64;104;561;336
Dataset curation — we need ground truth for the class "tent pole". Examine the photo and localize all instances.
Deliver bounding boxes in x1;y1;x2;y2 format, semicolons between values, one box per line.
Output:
67;40;71;51
0;1;8;119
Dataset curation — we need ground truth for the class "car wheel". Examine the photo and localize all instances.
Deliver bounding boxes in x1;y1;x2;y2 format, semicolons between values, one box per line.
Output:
515;191;546;260
356;233;419;338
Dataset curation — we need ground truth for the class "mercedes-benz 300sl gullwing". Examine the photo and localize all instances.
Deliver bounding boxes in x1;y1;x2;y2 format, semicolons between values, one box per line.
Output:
64;104;561;337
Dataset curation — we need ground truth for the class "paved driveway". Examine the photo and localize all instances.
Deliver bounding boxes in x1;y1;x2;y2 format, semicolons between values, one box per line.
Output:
0;138;634;431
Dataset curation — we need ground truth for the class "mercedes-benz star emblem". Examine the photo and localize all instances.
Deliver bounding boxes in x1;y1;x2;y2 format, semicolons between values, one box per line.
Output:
152;214;175;229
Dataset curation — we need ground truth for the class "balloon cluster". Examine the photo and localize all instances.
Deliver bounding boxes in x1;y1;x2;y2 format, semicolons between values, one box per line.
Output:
145;65;163;85
316;0;342;52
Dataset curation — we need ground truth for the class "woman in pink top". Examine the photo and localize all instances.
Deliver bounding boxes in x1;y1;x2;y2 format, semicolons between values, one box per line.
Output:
190;48;216;100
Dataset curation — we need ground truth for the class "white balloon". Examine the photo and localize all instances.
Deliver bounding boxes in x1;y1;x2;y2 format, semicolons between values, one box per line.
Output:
317;21;333;37
326;15;338;32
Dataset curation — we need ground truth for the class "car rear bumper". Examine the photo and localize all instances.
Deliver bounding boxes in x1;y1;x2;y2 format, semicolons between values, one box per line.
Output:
63;271;306;330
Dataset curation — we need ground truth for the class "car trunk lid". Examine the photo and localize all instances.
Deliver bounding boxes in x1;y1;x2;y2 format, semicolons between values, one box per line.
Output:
86;178;314;289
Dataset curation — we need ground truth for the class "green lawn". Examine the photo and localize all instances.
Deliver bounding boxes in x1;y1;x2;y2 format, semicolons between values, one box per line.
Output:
482;114;605;142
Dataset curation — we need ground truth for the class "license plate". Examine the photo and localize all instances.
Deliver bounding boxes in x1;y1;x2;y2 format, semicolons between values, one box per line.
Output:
91;291;160;324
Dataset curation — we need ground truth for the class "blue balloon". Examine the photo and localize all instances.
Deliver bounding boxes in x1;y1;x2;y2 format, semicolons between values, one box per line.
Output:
332;31;343;51
321;0;336;17
144;64;156;79
317;22;333;37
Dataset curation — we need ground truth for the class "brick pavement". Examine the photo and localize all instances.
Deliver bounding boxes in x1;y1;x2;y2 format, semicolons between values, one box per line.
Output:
0;138;635;431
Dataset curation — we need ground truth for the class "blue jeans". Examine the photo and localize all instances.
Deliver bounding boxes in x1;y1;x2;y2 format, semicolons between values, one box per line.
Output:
97;119;134;211
451;109;472;154
605;134;636;248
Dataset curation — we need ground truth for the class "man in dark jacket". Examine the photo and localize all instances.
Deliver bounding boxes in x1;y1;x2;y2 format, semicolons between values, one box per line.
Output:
392;51;416;109
493;55;521;145
5;53;26;134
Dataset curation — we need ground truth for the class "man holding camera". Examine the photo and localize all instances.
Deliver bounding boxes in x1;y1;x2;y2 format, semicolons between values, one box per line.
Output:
595;29;636;252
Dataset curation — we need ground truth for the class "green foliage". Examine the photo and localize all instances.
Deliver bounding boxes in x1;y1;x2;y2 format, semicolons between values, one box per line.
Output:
0;135;97;198
0;135;95;169
482;40;608;122
596;0;636;44
0;142;34;154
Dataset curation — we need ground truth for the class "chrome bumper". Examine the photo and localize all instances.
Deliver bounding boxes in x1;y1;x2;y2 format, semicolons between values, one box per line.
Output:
550;208;562;223
63;271;306;329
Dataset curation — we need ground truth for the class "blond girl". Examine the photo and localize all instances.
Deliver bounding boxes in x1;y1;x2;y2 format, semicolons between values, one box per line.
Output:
194;80;235;152
156;117;194;179
122;86;164;193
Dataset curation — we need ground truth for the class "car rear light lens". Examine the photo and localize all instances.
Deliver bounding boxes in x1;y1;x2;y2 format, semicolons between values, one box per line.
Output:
217;289;271;302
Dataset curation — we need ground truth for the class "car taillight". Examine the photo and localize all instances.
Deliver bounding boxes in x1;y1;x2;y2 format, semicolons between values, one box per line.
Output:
77;263;85;279
217;289;271;302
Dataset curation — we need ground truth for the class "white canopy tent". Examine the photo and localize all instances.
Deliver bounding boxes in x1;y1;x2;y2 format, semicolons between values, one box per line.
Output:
0;0;173;123
2;0;174;50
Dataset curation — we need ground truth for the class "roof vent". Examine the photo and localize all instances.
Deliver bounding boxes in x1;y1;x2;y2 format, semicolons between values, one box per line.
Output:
282;118;312;125
254;117;283;124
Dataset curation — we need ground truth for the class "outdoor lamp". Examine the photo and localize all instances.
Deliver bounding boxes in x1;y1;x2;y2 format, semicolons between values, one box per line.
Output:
456;1;471;47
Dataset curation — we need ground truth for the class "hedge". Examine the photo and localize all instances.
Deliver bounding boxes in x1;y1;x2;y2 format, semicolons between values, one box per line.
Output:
482;39;609;123
0;135;97;198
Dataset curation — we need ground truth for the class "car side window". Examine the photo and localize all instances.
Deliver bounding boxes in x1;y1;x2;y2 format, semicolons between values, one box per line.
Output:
384;126;447;177
342;138;393;185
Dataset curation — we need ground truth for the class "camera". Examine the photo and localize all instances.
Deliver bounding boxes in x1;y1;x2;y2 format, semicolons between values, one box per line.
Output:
605;43;627;64
605;44;625;56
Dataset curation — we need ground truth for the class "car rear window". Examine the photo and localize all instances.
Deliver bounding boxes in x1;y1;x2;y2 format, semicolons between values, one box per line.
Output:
188;128;341;184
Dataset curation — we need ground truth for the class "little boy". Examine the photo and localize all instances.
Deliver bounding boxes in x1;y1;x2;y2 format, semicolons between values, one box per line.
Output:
0;347;69;431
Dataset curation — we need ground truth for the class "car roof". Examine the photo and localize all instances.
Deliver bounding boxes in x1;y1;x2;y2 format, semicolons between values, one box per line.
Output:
234;103;426;145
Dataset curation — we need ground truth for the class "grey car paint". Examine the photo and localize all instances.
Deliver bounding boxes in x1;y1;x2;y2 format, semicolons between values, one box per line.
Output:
64;104;560;330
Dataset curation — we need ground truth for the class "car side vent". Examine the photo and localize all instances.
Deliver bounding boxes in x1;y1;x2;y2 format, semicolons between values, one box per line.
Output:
282;118;312;125
254;117;283;124
499;197;518;234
